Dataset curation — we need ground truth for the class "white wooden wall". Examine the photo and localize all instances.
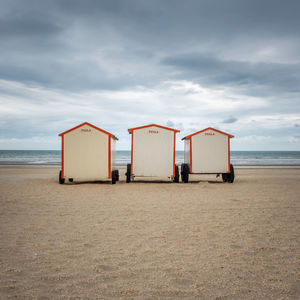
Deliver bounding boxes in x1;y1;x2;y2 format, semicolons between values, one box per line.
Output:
64;124;109;180
191;130;229;173
184;139;190;165
132;126;174;177
111;138;117;171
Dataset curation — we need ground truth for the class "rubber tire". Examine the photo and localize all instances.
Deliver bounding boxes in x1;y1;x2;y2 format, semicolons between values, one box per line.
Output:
222;173;228;182
115;170;119;181
59;170;65;184
181;163;189;183
69;178;73;183
227;164;235;183
181;164;185;182
126;164;131;183
185;164;190;183
111;170;117;184
173;165;179;183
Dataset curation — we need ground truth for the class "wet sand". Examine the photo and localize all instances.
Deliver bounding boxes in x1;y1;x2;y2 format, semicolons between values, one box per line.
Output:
0;167;299;299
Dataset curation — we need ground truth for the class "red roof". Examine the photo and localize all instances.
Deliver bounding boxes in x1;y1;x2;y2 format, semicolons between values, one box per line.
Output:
182;127;234;140
58;122;118;139
128;123;180;133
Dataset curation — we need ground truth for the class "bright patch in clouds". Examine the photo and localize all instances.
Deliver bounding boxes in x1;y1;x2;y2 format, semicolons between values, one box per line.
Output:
1;78;299;150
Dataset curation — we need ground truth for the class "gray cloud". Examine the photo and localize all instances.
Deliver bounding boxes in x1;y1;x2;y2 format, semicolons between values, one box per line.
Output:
166;120;175;128
1;0;300;93
223;117;238;124
0;16;61;37
162;53;300;94
0;0;300;150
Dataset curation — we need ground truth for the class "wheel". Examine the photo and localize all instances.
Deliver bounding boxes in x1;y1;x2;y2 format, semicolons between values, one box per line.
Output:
181;163;189;183
173;165;179;183
184;164;190;183
181;164;185;182
69;178;73;183
222;173;228;182
59;170;65;184
115;170;119;181
227;164;235;183
111;170;117;184
126;164;131;183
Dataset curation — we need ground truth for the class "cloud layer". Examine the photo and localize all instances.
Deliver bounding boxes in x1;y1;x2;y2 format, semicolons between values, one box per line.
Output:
0;0;300;150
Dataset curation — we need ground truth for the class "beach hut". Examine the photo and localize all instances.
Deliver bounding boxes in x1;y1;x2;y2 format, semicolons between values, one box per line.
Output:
58;122;119;184
181;127;235;183
126;124;180;182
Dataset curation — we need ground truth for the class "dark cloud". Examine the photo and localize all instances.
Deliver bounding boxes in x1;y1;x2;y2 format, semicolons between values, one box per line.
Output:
0;60;141;91
0;16;61;37
1;0;300;92
162;53;300;94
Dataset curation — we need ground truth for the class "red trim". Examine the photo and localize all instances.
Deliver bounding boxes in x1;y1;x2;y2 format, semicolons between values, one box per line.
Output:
59;122;117;138
183;127;234;139
128;123;180;133
61;135;64;178
190;136;193;173
108;135;111;179
130;130;134;175
173;132;176;177
228;136;231;173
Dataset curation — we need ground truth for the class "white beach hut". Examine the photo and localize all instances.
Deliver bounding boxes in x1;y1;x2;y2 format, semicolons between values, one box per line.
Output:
181;127;235;183
126;124;180;182
58;122;119;184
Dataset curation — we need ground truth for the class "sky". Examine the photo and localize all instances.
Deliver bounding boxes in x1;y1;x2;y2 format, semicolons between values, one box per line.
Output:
0;0;300;151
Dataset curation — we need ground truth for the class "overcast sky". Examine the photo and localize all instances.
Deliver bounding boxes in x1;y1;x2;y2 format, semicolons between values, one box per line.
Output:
0;0;300;150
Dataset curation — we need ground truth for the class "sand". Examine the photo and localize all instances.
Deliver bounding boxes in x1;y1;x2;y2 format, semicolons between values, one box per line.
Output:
0;167;299;299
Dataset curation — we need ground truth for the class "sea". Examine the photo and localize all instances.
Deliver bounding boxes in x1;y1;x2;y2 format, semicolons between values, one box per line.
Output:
0;150;300;167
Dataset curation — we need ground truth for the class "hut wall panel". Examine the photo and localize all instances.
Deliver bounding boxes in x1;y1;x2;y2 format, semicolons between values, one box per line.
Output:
192;130;228;173
184;139;190;165
111;138;117;171
132;126;174;177
64;124;108;180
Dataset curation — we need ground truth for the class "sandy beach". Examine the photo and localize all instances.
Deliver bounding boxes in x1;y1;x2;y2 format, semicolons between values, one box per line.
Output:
0;167;299;299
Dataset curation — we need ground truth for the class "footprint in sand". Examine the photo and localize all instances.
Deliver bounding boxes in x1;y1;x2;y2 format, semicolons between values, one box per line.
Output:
171;277;193;286
95;264;118;272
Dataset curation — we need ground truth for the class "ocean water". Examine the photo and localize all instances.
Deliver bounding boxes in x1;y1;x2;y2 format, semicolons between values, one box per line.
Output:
0;150;300;166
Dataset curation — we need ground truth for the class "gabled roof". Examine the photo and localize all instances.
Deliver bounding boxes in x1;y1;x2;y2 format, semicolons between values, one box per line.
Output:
182;127;234;140
58;122;118;140
128;123;180;134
